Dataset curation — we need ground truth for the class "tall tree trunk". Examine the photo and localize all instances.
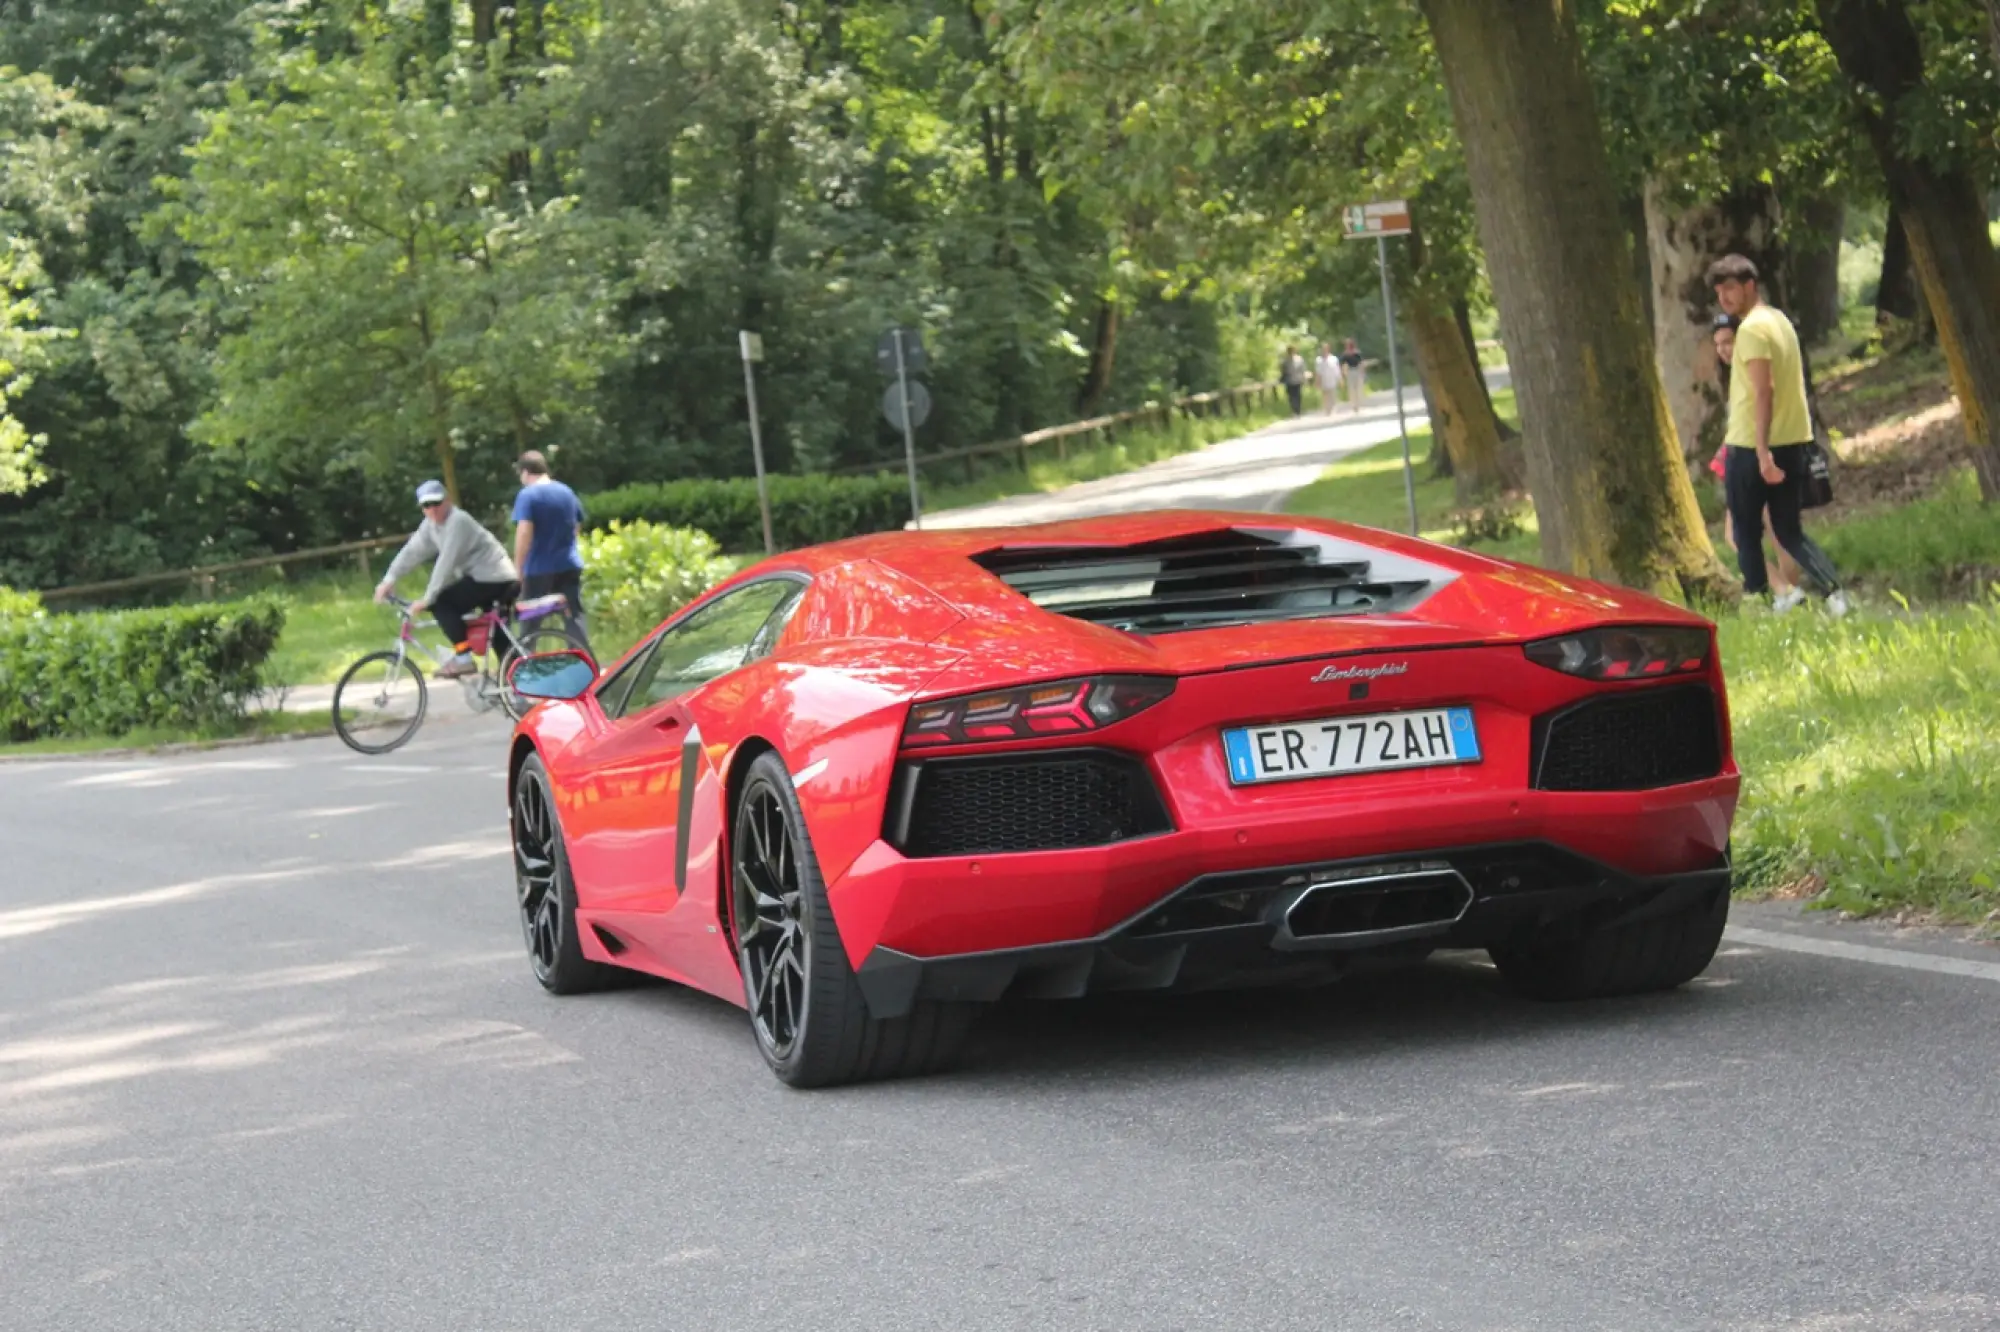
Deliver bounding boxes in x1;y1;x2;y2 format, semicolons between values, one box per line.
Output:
1408;292;1518;502
1622;192;1655;333
1418;0;1728;596
1788;193;1846;347
1075;299;1120;416
1875;203;1921;323
1644;179;1782;469
1818;0;2000;501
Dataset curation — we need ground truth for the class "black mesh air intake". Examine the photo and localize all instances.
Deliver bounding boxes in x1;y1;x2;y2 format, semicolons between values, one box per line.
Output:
1532;685;1723;792
888;751;1173;858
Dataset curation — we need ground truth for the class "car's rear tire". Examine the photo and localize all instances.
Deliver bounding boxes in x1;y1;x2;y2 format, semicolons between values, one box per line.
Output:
513;754;620;995
732;752;972;1088
1489;882;1729;1001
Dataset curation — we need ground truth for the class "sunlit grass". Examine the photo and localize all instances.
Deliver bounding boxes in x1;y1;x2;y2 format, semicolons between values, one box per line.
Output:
925;403;1292;512
1721;599;2000;922
0;709;335;758
1282;390;1541;564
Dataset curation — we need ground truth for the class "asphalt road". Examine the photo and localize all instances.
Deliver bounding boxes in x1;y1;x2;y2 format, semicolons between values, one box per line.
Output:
7;720;2000;1332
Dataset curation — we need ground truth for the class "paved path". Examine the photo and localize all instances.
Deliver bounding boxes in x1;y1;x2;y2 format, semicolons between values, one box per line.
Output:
7;723;2000;1330
921;373;1507;530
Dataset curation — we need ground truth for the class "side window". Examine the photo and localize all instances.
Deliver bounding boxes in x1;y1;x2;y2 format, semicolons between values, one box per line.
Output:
610;580;801;718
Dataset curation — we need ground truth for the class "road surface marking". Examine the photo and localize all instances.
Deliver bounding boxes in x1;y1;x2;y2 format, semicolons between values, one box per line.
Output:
1725;925;2000;986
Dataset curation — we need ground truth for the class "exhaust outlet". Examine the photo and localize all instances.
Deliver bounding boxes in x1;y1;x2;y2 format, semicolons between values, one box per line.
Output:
1273;862;1473;951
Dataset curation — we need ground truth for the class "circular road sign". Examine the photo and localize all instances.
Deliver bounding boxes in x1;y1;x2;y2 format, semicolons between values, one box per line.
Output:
882;380;932;432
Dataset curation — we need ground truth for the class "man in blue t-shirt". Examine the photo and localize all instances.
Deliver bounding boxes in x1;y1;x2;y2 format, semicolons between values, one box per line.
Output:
511;450;589;648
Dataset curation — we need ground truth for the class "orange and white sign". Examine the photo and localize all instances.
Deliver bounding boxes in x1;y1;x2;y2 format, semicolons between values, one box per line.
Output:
1342;200;1412;238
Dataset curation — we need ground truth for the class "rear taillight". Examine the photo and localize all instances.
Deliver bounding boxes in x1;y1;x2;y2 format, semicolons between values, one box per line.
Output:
901;676;1174;749
1524;626;1711;681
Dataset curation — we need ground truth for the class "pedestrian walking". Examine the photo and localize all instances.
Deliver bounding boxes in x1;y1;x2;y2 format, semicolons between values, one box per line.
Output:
1279;345;1308;417
1707;254;1847;616
1315;342;1342;416
1706;314;1800;597
511;450;591;650
1340;338;1366;414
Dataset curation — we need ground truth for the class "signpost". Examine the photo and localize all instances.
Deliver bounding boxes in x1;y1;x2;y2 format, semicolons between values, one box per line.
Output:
880;326;927;530
738;330;776;555
1342;200;1419;537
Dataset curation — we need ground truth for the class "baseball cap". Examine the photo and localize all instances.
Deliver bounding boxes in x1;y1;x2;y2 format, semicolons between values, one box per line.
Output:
415;479;448;507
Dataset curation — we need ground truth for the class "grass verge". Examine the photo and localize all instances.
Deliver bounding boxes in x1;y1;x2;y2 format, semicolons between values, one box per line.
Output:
1723;599;2000;924
1281;391;1542;565
924;403;1291;512
0;709;334;758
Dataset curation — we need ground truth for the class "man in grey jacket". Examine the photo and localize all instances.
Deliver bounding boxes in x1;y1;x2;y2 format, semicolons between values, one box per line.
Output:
374;480;520;678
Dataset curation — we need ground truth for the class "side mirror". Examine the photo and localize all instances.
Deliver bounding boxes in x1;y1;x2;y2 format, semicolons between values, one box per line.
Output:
507;650;598;702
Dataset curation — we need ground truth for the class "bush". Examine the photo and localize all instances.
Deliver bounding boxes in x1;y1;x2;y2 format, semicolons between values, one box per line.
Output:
588;475;910;552
0;586;43;620
580;521;731;652
0;600;286;742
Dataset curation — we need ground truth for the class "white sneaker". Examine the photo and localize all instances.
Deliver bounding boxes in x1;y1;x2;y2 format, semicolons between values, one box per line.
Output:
1770;588;1807;614
1825;590;1851;619
434;652;478;679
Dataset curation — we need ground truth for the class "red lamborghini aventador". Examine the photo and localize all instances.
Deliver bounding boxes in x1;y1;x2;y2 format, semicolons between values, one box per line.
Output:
504;511;1739;1087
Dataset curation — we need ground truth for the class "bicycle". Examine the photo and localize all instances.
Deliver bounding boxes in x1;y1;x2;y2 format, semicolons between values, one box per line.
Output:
332;593;586;754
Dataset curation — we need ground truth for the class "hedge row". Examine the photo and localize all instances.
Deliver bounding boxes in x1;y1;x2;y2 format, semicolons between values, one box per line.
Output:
0;601;285;742
587;475;911;553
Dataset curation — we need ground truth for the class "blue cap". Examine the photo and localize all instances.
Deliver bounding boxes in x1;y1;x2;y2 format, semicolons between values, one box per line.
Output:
415;480;448;506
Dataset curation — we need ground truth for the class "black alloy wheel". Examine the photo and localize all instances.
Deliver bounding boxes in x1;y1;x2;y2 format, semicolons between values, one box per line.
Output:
733;776;809;1057
512;754;617;994
730;752;973;1087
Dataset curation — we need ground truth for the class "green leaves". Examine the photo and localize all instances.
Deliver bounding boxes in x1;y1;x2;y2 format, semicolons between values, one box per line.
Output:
0;598;284;741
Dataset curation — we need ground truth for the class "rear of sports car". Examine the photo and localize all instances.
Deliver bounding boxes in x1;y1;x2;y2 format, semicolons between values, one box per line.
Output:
831;523;1738;1021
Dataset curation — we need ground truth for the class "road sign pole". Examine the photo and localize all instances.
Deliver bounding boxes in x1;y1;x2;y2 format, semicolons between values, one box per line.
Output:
894;329;924;531
1377;234;1418;538
739;332;776;556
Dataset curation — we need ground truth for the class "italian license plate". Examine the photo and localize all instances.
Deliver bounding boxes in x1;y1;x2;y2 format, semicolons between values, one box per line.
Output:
1221;707;1481;785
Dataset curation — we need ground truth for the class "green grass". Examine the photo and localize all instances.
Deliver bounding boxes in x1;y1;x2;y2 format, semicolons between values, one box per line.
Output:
924;403;1291;512
1722;600;2000;924
1821;470;2000;599
1281;389;1542;564
263;571;419;686
0;709;335;758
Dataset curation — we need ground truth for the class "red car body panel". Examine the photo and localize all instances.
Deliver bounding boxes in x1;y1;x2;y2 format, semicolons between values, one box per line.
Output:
511;509;1740;1011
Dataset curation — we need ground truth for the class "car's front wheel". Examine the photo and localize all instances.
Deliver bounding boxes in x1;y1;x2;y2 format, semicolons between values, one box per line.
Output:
731;752;972;1088
513;754;620;995
1489;881;1729;1001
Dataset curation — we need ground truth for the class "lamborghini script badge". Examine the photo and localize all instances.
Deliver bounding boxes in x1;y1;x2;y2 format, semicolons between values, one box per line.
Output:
1310;662;1409;684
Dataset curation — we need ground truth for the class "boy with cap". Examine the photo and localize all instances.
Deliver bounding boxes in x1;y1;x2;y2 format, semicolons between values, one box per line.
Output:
375;480;520;677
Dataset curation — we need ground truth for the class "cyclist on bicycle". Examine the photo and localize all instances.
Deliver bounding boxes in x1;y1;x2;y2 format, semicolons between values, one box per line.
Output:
375;480;519;679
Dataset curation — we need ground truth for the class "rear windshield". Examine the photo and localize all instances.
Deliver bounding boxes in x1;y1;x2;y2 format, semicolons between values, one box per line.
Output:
970;529;1440;634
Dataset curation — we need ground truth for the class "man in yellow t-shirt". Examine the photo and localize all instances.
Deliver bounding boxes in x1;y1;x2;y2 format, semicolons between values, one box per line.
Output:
1707;253;1846;615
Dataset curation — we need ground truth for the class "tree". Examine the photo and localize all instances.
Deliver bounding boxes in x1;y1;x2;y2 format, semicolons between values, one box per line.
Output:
171;29;625;507
1418;0;1727;596
1001;0;1519;498
1816;0;2000;501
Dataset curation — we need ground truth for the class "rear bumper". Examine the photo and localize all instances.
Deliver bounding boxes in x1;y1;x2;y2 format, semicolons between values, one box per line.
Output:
853;840;1731;1019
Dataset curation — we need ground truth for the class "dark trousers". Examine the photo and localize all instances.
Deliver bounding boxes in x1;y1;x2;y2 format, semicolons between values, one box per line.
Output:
1285;383;1303;416
523;569;589;649
1724;444;1841;596
431;576;519;652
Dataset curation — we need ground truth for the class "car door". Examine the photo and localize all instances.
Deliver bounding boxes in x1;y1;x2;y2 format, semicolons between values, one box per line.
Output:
562;578;806;917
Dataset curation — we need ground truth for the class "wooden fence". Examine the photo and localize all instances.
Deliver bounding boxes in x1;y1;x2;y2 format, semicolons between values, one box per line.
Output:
38;380;1284;604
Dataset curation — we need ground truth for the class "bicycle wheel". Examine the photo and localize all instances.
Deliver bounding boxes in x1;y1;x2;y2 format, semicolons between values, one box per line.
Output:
332;651;429;754
498;623;589;720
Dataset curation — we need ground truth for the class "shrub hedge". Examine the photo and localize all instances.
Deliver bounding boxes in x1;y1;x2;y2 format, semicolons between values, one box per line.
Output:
579;521;732;654
0;600;286;742
588;475;911;553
